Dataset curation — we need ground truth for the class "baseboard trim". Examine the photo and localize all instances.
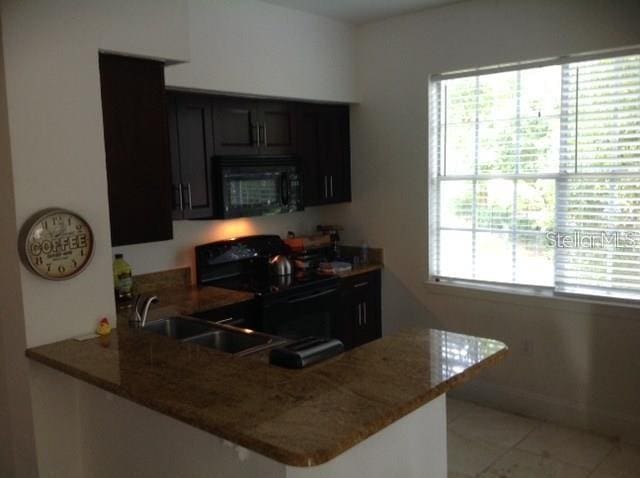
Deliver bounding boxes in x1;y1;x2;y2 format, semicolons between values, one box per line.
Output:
450;379;640;445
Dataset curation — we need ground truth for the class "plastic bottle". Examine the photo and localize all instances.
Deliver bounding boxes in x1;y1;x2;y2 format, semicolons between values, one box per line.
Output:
113;254;133;302
360;241;369;266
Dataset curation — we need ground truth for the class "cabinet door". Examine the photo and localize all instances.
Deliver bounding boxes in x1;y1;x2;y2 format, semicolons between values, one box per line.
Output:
324;105;351;203
338;271;381;350
258;101;295;155
175;94;215;219
167;93;184;220
212;97;259;156
296;104;351;207
353;273;382;347
297;105;325;206
99;53;173;246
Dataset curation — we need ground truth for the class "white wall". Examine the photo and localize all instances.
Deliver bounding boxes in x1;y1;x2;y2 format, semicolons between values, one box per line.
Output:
114;210;327;277
0;0;356;475
0;19;38;478
0;0;188;476
114;0;358;277
321;0;640;442
166;0;356;102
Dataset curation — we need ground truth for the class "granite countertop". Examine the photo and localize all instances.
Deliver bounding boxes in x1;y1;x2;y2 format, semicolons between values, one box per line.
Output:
26;322;507;467
132;265;384;315
125;264;383;317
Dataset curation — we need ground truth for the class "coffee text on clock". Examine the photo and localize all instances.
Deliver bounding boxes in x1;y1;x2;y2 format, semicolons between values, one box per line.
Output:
30;233;89;256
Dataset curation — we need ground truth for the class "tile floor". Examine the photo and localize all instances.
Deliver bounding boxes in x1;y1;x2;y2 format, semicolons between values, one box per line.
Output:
447;397;640;478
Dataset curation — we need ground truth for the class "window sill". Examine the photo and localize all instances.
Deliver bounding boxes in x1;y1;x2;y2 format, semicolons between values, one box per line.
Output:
423;278;640;320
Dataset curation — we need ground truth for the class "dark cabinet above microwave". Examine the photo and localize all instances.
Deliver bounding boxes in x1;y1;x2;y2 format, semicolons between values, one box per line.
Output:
212;97;296;156
165;91;351;222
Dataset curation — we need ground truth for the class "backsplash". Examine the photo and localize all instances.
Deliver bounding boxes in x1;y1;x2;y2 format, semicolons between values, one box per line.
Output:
133;267;191;294
112;209;327;279
339;245;384;264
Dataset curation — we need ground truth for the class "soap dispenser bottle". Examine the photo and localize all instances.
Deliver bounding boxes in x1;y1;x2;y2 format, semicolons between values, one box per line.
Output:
113;254;133;303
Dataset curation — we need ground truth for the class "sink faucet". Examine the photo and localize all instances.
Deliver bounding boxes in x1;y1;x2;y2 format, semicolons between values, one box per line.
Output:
130;295;159;328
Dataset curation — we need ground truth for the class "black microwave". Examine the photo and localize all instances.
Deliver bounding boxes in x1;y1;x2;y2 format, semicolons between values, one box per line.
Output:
213;156;303;219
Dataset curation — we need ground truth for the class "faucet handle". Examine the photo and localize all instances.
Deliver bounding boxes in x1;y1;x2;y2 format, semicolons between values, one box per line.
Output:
139;295;159;328
129;295;159;327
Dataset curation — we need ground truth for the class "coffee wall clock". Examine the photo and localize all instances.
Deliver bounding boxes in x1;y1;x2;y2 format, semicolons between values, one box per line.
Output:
20;208;94;280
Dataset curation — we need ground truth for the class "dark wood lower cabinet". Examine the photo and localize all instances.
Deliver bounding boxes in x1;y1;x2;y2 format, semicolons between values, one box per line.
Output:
335;270;382;350
99;53;173;246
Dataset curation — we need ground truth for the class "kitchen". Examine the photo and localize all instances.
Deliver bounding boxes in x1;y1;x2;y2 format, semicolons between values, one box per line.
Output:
1;1;640;477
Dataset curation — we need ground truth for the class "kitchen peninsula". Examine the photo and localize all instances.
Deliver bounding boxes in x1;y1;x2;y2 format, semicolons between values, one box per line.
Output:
26;281;507;478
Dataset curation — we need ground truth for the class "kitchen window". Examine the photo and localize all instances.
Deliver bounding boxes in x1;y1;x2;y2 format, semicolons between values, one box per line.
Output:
429;51;640;302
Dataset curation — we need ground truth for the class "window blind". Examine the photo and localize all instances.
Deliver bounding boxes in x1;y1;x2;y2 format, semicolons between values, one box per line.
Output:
430;52;640;301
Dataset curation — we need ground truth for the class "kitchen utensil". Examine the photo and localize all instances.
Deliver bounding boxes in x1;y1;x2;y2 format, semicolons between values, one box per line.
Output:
269;254;293;276
269;337;344;368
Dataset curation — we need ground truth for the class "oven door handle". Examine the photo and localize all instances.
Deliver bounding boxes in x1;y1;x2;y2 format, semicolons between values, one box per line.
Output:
287;288;336;304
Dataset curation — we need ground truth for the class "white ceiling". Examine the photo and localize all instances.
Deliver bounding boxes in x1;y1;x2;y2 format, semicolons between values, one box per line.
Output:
259;0;466;25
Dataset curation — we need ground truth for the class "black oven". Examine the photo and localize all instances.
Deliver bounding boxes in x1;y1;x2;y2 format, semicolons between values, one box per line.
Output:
195;235;341;342
214;156;303;219
260;283;339;340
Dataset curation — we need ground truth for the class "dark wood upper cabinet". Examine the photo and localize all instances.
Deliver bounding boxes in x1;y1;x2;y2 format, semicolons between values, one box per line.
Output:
297;103;351;206
212;97;259;156
296;106;324;205
212;97;295;156
99;53;173;246
166;92;350;220
324;105;351;203
259;101;296;155
168;92;215;219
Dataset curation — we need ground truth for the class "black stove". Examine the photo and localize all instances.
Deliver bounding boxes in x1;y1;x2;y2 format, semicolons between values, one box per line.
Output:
206;271;338;296
195;235;340;340
195;235;337;296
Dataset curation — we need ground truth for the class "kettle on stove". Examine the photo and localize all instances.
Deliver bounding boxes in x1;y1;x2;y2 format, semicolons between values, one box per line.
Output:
269;254;293;276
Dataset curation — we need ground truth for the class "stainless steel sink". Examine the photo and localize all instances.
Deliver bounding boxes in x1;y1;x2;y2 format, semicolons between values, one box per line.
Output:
183;326;285;356
142;316;286;356
142;316;213;340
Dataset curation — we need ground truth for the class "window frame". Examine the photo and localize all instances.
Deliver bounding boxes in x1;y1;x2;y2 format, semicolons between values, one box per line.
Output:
426;46;640;307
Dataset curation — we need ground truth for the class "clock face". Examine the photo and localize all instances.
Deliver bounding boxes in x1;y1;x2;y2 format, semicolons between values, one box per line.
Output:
22;209;94;280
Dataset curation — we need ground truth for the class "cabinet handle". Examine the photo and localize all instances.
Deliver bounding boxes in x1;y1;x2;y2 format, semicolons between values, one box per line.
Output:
263;124;268;146
330;176;334;197
176;184;184;211
357;303;362;326
354;282;369;288
324;176;328;199
187;183;193;210
363;302;367;325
